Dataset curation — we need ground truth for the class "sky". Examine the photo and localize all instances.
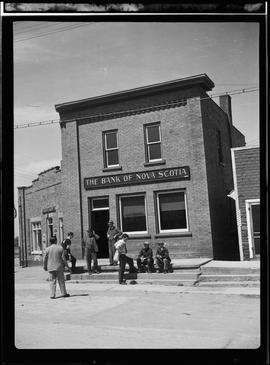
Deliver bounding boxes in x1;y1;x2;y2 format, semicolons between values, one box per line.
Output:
13;21;260;236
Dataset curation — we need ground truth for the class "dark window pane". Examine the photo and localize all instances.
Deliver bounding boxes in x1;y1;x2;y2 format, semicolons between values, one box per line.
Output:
93;198;109;209
121;196;146;232
106;132;117;149
149;143;161;160
159;193;187;230
147;125;160;143
107;150;119;166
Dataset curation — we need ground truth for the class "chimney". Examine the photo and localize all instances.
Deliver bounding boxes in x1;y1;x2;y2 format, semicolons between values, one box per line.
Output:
219;94;233;125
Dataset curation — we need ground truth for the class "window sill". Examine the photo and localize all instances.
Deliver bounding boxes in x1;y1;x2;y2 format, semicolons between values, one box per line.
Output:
103;166;123;172
126;234;152;239
144;160;166;167
154;232;192;238
31;250;42;255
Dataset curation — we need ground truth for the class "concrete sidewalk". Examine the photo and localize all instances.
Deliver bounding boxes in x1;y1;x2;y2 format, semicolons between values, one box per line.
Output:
14;258;260;297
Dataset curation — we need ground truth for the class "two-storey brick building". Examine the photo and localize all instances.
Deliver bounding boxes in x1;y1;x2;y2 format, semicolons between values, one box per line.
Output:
18;74;247;265
54;73;245;261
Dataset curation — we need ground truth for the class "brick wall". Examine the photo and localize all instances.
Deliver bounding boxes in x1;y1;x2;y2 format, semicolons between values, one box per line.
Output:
234;147;260;259
201;98;245;259
60;87;214;259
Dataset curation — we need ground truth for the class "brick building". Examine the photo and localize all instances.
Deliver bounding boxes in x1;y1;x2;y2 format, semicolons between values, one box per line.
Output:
18;74;246;265
229;146;260;260
17;166;63;266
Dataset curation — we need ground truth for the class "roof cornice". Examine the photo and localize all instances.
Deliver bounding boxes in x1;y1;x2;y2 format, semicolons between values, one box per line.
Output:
55;73;214;114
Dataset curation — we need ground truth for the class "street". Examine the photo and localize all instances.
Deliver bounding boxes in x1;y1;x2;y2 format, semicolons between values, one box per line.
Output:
15;274;260;349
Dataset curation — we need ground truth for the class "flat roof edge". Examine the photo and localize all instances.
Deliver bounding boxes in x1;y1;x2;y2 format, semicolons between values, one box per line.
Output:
55;73;214;113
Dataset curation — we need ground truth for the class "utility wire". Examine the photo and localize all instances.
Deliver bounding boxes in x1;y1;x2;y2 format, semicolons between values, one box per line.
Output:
14;23;94;43
14;22;68;36
14;87;259;130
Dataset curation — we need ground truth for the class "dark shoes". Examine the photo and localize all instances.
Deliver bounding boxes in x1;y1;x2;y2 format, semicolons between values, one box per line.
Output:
50;296;55;299
61;294;70;298
119;280;127;285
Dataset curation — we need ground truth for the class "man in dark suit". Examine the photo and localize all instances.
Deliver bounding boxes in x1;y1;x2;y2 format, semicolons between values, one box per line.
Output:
43;236;71;299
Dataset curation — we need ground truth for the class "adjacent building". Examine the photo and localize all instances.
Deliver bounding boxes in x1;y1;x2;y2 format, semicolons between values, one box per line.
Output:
18;74;247;265
229;145;260;260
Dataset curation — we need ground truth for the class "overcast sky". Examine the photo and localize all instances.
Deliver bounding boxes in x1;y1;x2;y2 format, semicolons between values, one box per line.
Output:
13;21;260;236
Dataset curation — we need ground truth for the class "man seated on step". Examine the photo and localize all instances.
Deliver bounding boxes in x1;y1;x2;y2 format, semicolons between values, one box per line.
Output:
155;242;172;274
136;242;155;273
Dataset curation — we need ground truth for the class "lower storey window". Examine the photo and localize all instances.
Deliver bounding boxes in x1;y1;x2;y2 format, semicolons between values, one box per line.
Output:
157;191;188;233
32;222;42;252
119;195;147;234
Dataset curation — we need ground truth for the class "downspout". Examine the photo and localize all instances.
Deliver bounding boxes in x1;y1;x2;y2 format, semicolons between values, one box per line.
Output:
76;121;84;258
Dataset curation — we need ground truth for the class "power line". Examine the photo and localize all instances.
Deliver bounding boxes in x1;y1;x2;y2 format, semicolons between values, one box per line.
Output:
14;23;94;43
14;22;67;36
14;87;259;130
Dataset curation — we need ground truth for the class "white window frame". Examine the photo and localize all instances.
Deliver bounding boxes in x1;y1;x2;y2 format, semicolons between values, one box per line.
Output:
145;123;162;162
31;221;42;254
91;197;110;211
157;190;189;233
119;194;148;235
245;199;260;259
104;130;119;168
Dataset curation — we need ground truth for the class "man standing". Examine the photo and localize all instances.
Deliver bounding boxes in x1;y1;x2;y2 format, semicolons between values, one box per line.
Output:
43;236;70;299
137;242;155;273
115;233;137;285
62;232;76;273
82;229;100;274
107;220;121;266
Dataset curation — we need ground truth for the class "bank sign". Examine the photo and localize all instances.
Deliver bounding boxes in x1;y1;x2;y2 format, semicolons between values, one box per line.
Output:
84;166;190;190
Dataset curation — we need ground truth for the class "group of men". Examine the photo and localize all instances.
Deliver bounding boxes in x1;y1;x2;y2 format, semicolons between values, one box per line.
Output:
43;220;172;296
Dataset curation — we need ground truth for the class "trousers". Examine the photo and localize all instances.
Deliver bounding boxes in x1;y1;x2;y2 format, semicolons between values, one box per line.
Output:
137;257;155;272
85;249;98;272
119;254;135;283
108;239;116;265
156;257;171;272
48;270;67;298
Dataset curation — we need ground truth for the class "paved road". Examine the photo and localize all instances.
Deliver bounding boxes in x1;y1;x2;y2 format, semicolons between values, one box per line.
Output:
15;279;260;349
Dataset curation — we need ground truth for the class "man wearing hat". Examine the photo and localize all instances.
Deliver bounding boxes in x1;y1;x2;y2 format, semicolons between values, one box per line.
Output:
137;242;155;273
43;236;71;299
107;220;121;266
155;242;171;273
82;229;100;274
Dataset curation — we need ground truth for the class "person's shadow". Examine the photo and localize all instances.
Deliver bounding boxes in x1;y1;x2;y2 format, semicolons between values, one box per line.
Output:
55;294;89;298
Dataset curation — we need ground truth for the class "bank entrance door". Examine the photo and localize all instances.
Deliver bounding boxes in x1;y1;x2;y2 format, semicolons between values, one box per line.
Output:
89;197;109;259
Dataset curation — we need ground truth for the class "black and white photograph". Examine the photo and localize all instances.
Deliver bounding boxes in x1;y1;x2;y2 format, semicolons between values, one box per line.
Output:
1;2;268;364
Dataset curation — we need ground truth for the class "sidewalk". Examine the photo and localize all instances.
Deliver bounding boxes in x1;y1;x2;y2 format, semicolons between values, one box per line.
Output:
14;258;260;297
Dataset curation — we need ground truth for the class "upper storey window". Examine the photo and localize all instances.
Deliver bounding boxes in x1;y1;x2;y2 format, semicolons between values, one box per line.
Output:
103;130;119;168
144;123;162;162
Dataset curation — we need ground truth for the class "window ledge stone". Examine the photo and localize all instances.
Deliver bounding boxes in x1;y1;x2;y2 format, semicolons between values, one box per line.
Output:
102;166;123;172
154;232;192;238
127;234;152;239
144;160;166;167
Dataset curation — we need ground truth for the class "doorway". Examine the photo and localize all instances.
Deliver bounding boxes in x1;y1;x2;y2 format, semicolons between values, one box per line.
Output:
246;200;260;258
89;197;109;259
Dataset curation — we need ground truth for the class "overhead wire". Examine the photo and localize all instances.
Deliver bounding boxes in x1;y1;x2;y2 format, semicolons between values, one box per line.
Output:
14;23;94;43
13;22;68;36
14;86;259;130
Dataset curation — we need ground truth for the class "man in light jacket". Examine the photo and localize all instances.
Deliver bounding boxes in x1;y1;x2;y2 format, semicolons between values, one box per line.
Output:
43;236;71;299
